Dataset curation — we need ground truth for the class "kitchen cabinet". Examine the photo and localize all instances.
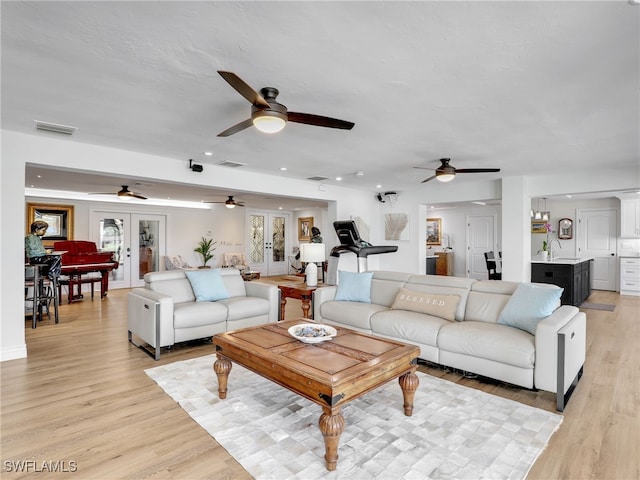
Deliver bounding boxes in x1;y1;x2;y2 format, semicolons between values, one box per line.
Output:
620;198;640;238
531;259;592;306
620;257;640;296
435;251;453;276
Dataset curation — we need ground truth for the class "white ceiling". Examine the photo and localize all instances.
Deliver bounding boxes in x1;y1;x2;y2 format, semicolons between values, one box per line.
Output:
2;1;639;208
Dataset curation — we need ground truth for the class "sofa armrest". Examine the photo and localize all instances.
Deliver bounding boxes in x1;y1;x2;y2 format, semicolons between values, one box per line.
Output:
313;286;337;321
244;282;279;322
534;305;586;394
127;288;176;349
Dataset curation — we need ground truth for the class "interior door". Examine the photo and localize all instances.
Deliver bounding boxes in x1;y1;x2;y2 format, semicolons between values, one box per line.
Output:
577;208;617;291
91;211;165;288
247;210;289;276
466;214;498;280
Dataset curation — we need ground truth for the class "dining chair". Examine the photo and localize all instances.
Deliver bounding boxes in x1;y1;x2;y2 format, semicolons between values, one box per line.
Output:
483;251;502;280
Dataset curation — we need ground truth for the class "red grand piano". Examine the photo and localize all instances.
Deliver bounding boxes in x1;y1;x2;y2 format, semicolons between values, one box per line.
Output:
53;240;119;303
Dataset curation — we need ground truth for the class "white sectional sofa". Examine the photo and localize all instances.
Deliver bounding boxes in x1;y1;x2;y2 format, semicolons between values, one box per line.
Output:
128;268;279;360
313;271;586;411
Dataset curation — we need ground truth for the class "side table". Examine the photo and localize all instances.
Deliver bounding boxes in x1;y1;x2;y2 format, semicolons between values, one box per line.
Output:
277;282;324;320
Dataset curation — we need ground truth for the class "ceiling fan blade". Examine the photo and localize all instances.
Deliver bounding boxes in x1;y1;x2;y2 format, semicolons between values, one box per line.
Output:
455;168;501;173
218;71;270;108
421;175;437;183
217;118;254;137
131;193;147;200
413;166;435;171
288;112;354;130
89;192;117;195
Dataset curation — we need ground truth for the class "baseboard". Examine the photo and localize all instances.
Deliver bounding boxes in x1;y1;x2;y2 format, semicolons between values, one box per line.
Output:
0;343;28;362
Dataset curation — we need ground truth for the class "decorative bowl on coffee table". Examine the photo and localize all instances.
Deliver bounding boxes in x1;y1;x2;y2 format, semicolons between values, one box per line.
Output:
288;323;337;344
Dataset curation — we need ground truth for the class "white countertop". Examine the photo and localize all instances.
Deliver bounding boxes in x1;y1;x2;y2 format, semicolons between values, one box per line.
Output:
531;256;594;265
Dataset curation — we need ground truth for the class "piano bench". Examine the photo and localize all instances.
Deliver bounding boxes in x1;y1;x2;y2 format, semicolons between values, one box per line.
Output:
58;274;102;303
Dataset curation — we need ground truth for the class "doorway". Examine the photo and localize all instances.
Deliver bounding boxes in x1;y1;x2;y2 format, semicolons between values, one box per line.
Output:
576;208;617;291
246;210;290;276
91;210;166;289
466;214;498;280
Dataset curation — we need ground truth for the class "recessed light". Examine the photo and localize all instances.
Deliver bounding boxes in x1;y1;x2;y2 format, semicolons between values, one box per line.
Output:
335;177;342;181
204;152;213;156
355;171;365;176
376;184;382;189
280;167;287;171
472;201;486;206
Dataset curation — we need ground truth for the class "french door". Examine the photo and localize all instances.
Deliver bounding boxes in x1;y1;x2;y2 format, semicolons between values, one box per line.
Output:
246;210;290;276
91;210;166;289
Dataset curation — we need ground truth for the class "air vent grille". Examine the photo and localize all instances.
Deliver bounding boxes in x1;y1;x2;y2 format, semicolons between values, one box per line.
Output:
34;120;78;135
307;176;330;181
217;161;247;168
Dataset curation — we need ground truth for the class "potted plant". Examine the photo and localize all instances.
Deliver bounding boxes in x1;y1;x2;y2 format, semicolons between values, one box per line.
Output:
194;236;216;268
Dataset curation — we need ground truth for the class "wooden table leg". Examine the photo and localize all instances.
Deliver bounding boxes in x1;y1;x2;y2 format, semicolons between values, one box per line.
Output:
213;355;232;399
319;408;345;471
398;368;419;416
301;296;312;318
280;296;287;321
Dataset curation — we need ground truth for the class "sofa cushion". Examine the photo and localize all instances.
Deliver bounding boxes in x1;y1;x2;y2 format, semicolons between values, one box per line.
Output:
219;268;247;297
218;296;270;321
320;301;389;331
335;271;374;303
438;321;535;369
497;283;563;334
145;270;196;304
464;291;511;324
371;309;449;348
173;301;228;329
185;269;230;302
390;287;460;321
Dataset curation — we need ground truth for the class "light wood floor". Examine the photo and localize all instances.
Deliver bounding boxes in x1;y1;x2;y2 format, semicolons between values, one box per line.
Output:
2;280;638;479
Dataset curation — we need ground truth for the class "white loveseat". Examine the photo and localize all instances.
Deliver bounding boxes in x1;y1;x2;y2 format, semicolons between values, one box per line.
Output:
128;268;279;359
313;271;586;411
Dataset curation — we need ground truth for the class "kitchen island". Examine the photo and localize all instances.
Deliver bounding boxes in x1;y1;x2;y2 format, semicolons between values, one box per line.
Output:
531;257;594;306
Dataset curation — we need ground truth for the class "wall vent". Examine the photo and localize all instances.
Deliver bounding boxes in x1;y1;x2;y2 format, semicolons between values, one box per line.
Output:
307;176;330;181
217;160;247;168
34;120;78;135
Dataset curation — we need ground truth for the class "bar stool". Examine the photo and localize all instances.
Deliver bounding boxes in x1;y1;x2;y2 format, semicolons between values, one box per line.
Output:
24;264;59;328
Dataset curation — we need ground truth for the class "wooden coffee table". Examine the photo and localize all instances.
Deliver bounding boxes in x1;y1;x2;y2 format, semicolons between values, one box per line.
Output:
212;319;420;471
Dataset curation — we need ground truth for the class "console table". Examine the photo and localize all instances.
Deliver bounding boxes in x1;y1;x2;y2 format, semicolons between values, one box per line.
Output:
277;282;323;320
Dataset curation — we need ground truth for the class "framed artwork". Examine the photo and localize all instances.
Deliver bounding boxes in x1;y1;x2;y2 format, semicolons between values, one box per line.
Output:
531;220;548;234
426;217;441;245
27;203;74;247
558;218;573;239
384;212;409;241
298;217;313;241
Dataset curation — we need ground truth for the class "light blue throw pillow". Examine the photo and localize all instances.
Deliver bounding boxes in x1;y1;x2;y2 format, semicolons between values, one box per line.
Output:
497;283;563;335
334;270;374;303
185;268;229;302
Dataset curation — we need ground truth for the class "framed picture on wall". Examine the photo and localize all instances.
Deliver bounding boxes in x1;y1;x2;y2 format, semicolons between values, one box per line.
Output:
298;217;313;241
531;220;548;234
26;203;74;247
426;217;441;245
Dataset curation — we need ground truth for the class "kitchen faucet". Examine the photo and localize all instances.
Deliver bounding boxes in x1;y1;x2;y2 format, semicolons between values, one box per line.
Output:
550;238;562;260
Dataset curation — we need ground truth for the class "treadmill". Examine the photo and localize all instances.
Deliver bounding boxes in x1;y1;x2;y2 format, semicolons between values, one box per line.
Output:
326;220;398;284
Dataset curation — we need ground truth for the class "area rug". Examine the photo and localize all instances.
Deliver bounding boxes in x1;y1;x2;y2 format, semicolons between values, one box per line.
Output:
146;355;562;480
579;302;616;311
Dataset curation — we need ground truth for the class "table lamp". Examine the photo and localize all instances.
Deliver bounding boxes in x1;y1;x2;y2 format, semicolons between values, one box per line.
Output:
300;243;325;287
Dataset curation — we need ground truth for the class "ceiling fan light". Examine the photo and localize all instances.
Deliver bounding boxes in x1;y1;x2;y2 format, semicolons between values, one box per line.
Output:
118;194;132;201
436;173;455;182
252;113;286;133
225;202;236;209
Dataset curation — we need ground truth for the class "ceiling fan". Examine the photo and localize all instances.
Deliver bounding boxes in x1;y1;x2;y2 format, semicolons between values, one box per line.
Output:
216;70;355;137
414;158;500;183
205;195;245;209
89;185;147;200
